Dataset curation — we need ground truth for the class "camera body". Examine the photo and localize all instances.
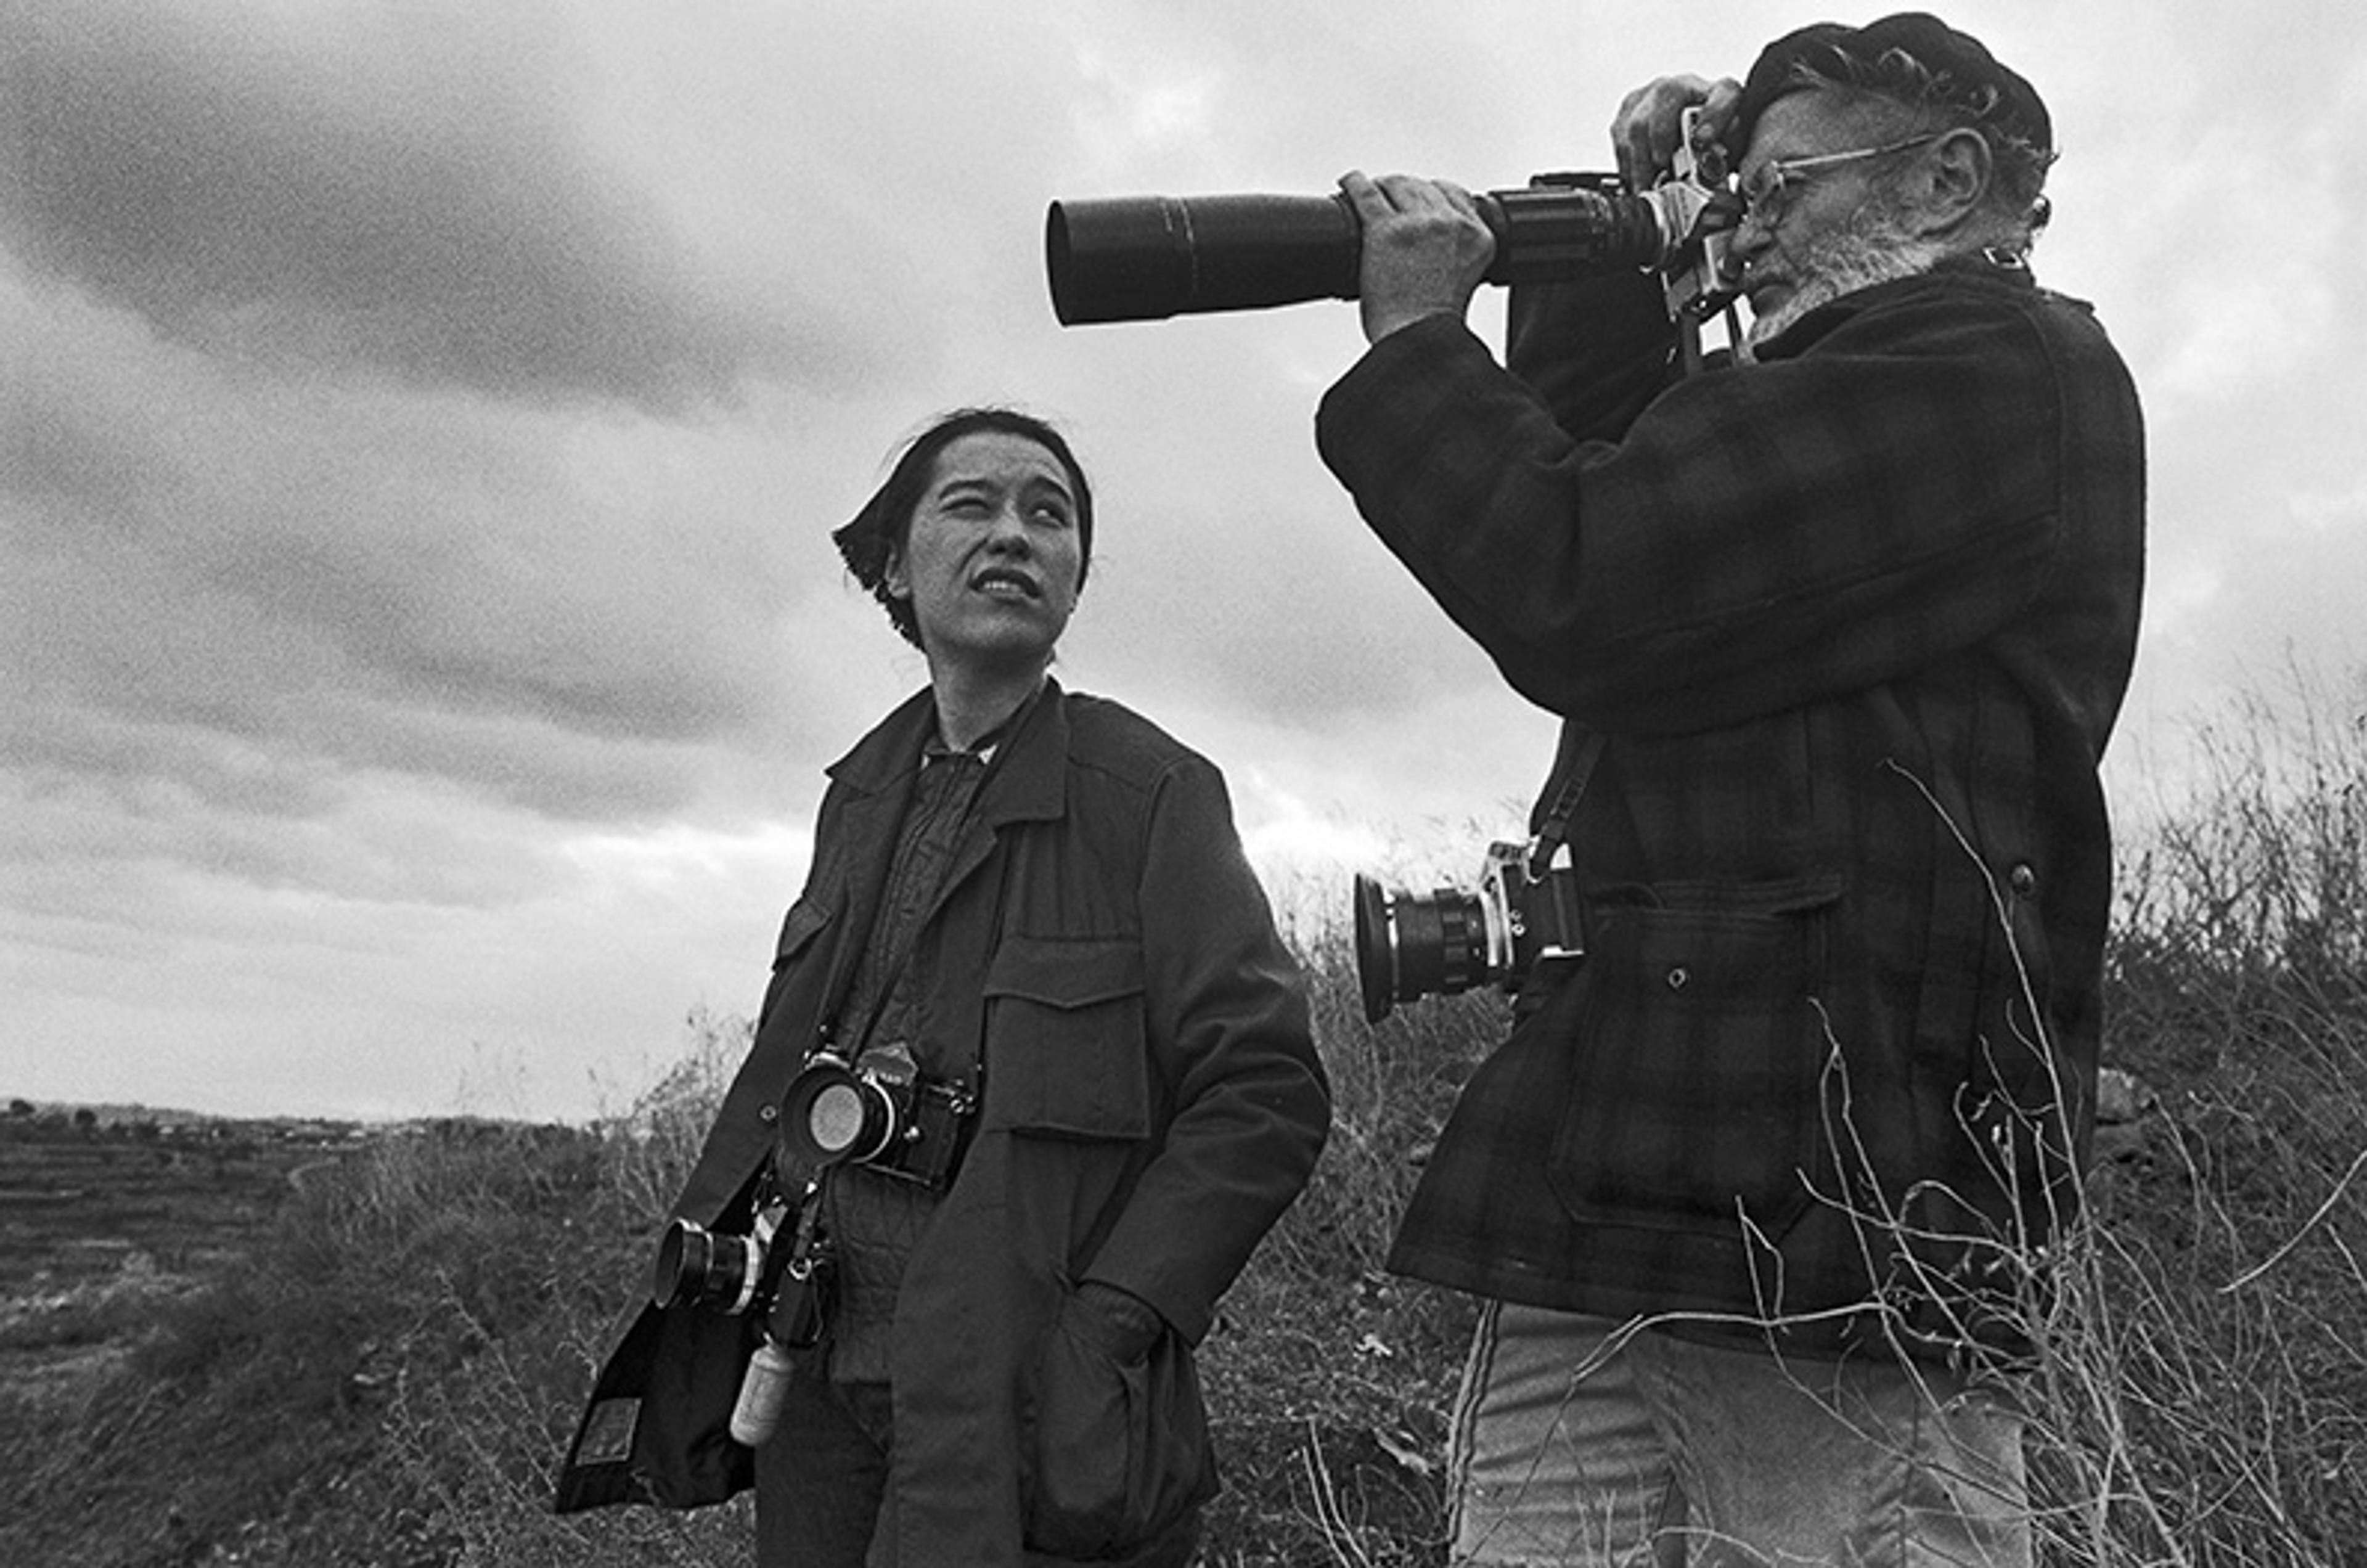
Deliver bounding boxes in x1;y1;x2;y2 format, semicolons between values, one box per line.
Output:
645;1045;973;1330
650;1191;833;1344
1353;841;1587;1024
644;1039;981;1448
651;1203;783;1317
650;1182;835;1448
777;1042;976;1188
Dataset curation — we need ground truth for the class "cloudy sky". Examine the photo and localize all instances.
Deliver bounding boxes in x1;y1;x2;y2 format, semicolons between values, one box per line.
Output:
6;0;2362;1122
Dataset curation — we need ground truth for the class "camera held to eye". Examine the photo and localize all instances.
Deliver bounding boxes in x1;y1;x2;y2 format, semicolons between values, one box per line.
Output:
1047;109;1738;338
1045;171;1736;327
1352;841;1587;1024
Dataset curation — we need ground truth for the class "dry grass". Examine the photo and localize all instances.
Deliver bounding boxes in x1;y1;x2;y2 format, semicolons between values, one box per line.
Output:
1;684;2361;1566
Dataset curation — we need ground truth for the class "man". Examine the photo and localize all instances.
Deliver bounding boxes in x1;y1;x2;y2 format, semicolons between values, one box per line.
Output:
1317;15;2143;1566
555;407;1330;1566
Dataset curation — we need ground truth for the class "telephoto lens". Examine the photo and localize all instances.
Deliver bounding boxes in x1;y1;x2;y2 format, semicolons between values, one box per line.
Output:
1045;179;1688;325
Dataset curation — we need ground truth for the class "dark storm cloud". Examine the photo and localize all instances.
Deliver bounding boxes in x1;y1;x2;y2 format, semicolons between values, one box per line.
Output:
1;276;805;880
0;0;1037;950
0;2;803;409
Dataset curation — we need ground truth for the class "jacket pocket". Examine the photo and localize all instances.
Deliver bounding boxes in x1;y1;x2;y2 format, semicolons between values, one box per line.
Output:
979;936;1150;1140
1549;875;1840;1238
1021;1294;1215;1554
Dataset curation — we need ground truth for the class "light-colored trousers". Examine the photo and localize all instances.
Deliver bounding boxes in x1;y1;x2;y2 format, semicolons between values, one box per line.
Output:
1447;1302;2033;1567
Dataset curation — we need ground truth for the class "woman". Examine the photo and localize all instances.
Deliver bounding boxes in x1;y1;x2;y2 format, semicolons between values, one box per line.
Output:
556;407;1330;1566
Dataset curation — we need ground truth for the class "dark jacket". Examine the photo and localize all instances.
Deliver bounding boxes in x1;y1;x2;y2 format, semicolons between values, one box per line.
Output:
1315;255;2144;1357
555;682;1329;1560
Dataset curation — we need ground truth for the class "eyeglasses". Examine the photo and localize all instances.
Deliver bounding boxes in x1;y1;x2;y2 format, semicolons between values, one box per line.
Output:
1735;133;1942;230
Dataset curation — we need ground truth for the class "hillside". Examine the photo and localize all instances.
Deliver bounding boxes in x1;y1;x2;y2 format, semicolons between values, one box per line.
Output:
2;690;2361;1566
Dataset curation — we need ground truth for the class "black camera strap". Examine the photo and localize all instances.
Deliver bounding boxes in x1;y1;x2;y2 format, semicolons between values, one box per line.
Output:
1527;725;1606;882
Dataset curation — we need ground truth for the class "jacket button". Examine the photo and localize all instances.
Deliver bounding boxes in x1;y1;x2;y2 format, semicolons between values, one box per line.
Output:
759;1104;779;1124
2008;863;2037;897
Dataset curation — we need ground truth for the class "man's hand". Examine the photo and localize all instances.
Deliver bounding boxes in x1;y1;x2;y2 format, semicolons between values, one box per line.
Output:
1610;74;1744;192
1336;170;1495;346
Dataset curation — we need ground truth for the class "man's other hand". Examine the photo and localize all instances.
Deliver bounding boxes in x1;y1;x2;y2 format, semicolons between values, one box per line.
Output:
1611;74;1744;191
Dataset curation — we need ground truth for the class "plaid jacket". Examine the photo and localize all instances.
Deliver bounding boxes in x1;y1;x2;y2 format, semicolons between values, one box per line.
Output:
1315;254;2144;1356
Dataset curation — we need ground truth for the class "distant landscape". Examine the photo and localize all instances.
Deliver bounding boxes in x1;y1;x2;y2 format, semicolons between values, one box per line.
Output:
1;1108;368;1404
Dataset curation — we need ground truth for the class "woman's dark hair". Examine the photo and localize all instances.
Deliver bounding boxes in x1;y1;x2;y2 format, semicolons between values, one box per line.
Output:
832;407;1095;649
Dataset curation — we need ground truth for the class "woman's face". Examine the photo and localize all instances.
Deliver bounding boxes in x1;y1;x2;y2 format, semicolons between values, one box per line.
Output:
886;431;1084;676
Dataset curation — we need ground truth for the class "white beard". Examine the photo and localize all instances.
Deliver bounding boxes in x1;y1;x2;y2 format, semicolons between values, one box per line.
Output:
1741;208;1946;359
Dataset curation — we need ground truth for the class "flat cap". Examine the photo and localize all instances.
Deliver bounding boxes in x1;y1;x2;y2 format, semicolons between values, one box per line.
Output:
1734;12;2051;156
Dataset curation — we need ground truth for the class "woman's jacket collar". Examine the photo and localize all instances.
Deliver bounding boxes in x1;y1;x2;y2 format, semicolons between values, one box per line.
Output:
827;677;1070;828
